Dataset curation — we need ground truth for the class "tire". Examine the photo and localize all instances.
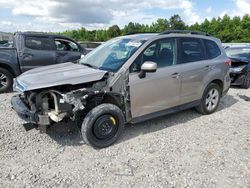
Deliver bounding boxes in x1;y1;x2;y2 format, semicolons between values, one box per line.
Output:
0;68;13;93
241;72;250;89
196;83;221;115
81;103;125;148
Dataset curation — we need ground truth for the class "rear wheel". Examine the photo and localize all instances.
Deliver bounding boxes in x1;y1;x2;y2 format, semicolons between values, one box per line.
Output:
196;83;221;115
81;103;125;148
0;68;13;93
241;72;250;89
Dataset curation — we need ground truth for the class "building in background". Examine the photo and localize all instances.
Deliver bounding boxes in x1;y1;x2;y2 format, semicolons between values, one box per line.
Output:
0;31;13;42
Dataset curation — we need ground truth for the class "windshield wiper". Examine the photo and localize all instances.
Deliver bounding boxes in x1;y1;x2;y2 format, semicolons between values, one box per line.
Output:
81;63;97;69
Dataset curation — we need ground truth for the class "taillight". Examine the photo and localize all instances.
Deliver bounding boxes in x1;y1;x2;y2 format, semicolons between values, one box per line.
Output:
225;59;231;67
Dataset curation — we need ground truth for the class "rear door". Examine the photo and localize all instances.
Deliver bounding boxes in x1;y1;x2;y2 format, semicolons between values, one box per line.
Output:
129;38;182;118
19;36;55;72
53;38;82;64
177;37;211;104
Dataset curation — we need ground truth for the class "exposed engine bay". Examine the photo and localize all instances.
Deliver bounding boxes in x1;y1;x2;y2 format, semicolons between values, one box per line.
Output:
21;81;105;122
12;70;130;132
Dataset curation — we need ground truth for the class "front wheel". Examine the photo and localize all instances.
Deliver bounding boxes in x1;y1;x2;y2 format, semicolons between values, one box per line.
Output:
241;72;250;89
196;83;221;115
81;103;125;148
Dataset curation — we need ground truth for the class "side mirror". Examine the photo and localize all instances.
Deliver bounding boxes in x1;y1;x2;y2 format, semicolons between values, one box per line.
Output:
139;61;157;78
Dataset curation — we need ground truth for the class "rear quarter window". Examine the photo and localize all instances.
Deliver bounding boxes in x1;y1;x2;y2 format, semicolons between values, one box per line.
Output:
180;38;205;63
203;39;221;59
25;37;52;51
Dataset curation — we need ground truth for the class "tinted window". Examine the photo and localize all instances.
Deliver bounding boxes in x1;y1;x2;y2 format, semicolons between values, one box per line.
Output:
180;38;205;63
25;37;52;50
130;38;176;72
204;39;221;59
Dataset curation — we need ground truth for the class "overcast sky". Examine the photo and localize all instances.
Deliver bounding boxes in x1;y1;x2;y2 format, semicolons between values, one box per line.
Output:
0;0;249;32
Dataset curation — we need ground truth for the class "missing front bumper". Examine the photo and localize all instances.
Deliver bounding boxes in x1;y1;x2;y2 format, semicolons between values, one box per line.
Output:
11;95;50;125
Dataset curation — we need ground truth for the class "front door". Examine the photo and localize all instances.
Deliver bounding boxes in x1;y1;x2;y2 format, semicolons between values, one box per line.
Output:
129;38;181;118
53;38;82;64
19;36;55;72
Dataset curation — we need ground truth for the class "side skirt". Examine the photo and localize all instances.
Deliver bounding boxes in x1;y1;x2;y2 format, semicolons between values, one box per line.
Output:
130;100;201;124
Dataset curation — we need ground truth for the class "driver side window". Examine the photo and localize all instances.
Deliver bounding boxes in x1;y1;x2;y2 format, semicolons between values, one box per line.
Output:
130;38;176;73
54;39;79;52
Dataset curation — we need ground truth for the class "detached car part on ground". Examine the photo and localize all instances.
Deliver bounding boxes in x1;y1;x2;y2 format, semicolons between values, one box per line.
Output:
225;47;250;89
11;30;231;148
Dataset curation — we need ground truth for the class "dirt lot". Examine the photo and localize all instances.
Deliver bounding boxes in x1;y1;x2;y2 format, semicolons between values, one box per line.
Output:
0;88;249;188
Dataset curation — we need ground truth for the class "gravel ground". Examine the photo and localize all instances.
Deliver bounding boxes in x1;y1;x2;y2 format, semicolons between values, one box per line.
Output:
0;88;249;188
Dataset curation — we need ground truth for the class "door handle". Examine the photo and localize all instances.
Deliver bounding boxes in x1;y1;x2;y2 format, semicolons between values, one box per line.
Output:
171;72;180;79
205;65;212;70
22;53;33;59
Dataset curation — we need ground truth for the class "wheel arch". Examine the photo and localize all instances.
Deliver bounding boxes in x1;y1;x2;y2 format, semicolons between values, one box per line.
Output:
210;79;224;93
86;92;124;112
0;63;16;77
199;78;224;99
102;93;124;109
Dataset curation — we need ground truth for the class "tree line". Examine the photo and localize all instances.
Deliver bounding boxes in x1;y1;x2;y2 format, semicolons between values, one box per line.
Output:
59;14;250;43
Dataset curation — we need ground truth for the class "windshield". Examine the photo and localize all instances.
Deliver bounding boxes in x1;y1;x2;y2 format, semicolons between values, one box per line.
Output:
225;48;250;60
79;38;144;72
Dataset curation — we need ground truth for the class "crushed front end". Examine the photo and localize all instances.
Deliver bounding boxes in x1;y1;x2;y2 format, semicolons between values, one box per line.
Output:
11;78;111;132
11;94;38;124
11;89;75;132
229;58;250;85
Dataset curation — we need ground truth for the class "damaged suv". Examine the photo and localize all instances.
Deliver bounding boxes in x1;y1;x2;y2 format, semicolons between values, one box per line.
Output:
225;46;250;88
11;30;231;148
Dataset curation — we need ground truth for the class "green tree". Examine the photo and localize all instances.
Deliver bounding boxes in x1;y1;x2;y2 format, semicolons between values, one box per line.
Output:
169;14;186;30
151;18;169;32
59;13;250;43
108;25;121;38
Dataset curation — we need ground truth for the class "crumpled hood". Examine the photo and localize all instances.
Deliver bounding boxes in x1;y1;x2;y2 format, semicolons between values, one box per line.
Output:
230;57;250;64
14;62;107;91
229;57;250;68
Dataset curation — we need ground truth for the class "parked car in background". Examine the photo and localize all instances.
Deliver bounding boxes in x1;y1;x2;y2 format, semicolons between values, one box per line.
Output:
0;32;86;93
0;40;11;48
11;30;231;148
225;47;250;88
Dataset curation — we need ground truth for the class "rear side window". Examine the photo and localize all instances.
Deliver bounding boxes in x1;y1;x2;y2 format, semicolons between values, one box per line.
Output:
180;38;205;63
204;39;221;59
25;37;52;50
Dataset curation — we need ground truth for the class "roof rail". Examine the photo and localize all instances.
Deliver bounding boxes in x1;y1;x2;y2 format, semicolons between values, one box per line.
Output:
159;30;210;36
125;32;157;35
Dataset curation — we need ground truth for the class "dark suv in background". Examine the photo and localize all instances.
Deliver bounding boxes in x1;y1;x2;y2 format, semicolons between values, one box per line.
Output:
11;30;231;148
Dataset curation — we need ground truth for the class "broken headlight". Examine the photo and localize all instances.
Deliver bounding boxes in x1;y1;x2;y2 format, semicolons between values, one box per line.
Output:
13;79;27;92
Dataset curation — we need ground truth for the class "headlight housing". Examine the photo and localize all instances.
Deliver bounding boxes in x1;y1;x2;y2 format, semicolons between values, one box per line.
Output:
13;79;27;92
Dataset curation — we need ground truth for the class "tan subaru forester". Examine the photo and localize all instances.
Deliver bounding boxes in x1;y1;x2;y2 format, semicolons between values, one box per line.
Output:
11;30;231;148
